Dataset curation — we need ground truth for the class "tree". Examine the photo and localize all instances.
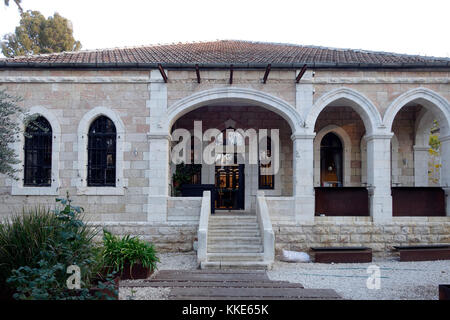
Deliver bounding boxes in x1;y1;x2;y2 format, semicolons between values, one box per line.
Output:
0;90;23;179
3;0;23;13
1;10;82;57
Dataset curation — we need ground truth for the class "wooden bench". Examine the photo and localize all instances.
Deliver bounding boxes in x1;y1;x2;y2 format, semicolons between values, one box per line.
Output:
393;245;450;262
310;247;372;263
439;285;450;300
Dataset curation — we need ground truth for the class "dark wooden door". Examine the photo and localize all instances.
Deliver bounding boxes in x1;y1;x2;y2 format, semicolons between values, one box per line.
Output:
215;165;245;210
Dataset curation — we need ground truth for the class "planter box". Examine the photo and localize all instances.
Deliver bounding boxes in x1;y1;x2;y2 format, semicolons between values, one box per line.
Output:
119;262;154;280
394;245;450;262
439;285;450;300
311;247;372;263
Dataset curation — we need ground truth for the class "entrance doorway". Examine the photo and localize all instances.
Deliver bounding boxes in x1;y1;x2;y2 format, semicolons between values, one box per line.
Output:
215;165;245;210
320;132;343;187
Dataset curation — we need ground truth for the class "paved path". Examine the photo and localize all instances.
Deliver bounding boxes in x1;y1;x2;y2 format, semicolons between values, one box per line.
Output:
121;269;341;300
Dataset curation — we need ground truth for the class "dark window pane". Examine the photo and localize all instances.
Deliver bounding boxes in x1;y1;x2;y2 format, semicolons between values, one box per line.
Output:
87;116;116;186
24;116;52;186
258;137;274;189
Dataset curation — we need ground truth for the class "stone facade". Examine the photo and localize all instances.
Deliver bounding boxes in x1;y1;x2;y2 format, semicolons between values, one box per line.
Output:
0;66;449;255
274;218;450;257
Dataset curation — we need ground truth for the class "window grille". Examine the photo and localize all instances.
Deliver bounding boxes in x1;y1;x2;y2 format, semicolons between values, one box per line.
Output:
259;136;274;189
24;116;52;186
87;116;116;186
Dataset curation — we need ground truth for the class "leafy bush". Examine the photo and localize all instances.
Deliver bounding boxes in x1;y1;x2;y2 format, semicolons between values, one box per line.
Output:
0;206;60;298
0;193;116;300
102;231;159;274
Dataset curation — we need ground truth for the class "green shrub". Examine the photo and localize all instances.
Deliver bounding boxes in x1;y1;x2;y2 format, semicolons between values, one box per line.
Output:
0;206;60;298
102;230;159;274
0;193;116;300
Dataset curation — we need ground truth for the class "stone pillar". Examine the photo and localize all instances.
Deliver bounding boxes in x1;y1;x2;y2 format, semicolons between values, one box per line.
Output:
291;133;315;223
146;70;170;222
440;135;450;216
366;134;393;223
413;145;429;186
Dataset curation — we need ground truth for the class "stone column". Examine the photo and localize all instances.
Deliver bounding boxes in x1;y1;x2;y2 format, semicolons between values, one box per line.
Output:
291;133;315;223
146;70;170;222
365;134;393;223
413;145;429;186
440;135;450;216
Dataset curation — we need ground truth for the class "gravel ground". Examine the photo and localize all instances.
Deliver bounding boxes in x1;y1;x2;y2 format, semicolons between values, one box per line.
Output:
268;258;450;300
119;252;198;300
119;252;450;300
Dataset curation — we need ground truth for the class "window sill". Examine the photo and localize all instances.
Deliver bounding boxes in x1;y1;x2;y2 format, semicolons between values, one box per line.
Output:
11;186;59;196
77;186;125;196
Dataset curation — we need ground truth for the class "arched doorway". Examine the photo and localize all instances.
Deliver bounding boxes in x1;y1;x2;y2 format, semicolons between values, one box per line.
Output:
214;127;245;210
320;132;343;187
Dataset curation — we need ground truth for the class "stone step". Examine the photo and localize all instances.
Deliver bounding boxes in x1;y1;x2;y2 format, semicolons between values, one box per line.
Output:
208;228;260;234
200;261;272;270
208;230;260;238
208;236;262;245
207;253;265;262
208;222;259;229
210;216;257;223
207;244;264;253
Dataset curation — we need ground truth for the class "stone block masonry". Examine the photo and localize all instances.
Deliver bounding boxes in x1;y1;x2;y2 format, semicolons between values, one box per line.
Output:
273;220;450;258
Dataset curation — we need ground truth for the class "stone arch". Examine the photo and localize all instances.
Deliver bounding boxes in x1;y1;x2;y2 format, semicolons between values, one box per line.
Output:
77;106;126;195
313;125;353;186
305;87;383;135
167;87;303;134
414;109;441;186
11;106;61;195
383;87;450;137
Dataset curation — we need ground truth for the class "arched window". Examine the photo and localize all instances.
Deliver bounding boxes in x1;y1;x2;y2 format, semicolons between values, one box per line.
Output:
320;132;343;187
259;136;274;189
87;116;116;186
24;116;52;186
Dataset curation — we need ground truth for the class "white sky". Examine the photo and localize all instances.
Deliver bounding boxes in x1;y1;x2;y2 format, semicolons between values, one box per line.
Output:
1;0;449;58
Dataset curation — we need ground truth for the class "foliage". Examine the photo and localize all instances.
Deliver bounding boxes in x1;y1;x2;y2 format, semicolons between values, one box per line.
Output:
3;0;23;13
0;192;116;300
0;89;23;179
172;162;202;195
102;230;159;274
1;10;82;57
428;120;441;185
0;206;59;297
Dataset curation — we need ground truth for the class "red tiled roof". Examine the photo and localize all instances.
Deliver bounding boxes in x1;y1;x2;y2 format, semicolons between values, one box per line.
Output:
1;40;449;68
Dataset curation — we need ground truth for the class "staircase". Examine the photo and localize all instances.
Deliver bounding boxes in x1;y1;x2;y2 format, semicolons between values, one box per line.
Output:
200;214;273;270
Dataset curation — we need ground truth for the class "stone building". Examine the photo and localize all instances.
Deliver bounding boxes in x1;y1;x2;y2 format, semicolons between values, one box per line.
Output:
0;40;449;268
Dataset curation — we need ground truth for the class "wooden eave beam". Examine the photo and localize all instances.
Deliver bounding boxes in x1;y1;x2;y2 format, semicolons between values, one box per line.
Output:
295;64;308;83
229;64;234;84
195;64;201;83
263;63;271;84
157;64;168;83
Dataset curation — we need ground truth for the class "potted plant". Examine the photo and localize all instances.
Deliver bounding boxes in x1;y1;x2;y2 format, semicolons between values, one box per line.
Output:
102;231;159;280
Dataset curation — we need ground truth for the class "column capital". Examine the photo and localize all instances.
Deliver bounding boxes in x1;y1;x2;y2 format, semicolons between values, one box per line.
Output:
413;145;429;152
291;132;316;141
363;132;394;142
439;135;450;143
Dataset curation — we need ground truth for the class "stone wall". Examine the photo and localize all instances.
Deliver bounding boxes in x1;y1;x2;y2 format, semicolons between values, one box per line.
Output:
91;222;198;252
274;218;450;257
0;70;150;221
312;70;450;114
